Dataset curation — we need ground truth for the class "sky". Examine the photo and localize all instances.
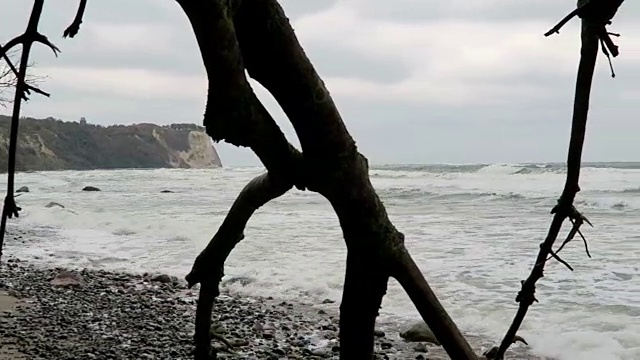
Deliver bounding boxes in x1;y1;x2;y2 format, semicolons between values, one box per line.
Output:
1;1;639;166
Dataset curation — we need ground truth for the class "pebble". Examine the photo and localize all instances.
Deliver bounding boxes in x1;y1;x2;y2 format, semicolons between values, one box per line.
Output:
0;261;431;360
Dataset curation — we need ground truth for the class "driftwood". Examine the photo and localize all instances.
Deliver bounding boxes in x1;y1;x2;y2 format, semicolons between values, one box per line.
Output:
493;1;625;359
176;0;476;358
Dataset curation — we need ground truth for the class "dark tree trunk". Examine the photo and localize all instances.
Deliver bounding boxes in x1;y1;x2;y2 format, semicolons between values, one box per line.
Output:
176;0;478;359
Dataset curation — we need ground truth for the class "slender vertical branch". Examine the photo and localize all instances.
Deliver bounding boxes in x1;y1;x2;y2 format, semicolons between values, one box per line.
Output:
0;0;47;264
493;13;610;360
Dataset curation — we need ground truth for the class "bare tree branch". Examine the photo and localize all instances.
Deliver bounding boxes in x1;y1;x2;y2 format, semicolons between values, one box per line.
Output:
493;1;625;359
63;0;88;38
231;0;477;358
0;45;49;107
0;0;44;263
186;173;292;359
0;0;57;264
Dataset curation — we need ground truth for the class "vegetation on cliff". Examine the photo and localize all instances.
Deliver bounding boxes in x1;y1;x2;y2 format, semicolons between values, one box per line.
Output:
0;115;221;172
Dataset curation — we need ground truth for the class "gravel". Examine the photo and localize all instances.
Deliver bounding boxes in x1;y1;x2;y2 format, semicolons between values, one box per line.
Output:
0;258;443;360
0;230;544;360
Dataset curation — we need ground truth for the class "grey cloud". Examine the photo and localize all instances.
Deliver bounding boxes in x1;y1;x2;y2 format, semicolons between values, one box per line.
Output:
2;0;640;167
1;1;179;42
47;28;204;77
347;0;640;25
347;0;565;23
305;43;412;84
337;93;640;165
277;0;338;18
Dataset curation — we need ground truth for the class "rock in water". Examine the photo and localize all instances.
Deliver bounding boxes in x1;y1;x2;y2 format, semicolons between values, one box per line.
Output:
16;186;29;193
82;186;101;192
221;276;255;287
50;270;84;287
399;321;441;345
45;202;65;209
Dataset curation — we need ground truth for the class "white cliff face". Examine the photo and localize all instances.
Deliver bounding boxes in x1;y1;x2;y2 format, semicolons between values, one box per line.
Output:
0;116;222;171
165;130;221;169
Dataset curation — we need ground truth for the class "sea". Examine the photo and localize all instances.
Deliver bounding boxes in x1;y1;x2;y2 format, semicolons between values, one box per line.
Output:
1;162;639;360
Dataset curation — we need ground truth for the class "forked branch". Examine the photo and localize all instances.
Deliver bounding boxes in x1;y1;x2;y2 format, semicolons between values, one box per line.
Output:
232;0;478;357
176;0;304;187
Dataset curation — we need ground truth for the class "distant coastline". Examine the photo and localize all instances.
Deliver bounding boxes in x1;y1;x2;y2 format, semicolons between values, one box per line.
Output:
0;116;222;173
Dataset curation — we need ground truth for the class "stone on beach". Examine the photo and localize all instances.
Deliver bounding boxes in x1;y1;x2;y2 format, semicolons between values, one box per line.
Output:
50;270;85;287
400;321;441;345
0;259;544;360
0;261;430;360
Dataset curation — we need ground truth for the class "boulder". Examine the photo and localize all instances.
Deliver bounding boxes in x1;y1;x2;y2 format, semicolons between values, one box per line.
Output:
160;190;174;193
82;186;101;192
16;186;29;193
45;202;65;209
150;274;172;284
50;270;84;287
399;321;440;345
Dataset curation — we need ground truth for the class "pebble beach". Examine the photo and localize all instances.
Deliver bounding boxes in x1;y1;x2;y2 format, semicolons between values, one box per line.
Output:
0;256;544;360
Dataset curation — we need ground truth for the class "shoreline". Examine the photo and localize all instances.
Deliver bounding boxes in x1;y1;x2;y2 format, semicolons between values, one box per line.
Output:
0;257;545;359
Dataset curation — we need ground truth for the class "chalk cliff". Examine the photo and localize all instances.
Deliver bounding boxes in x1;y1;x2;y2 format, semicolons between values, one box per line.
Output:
0;115;222;172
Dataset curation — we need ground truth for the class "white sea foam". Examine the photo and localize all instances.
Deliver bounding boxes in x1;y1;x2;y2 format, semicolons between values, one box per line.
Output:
1;164;639;359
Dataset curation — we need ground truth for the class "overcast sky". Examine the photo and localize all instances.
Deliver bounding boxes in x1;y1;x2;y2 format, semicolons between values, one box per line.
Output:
1;1;639;166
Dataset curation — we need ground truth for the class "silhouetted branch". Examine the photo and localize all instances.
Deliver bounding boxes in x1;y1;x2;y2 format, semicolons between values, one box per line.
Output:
492;2;625;359
392;247;477;358
34;33;61;56
186;173;293;359
0;0;56;264
546;0;625;78
63;0;87;38
1;49;49;106
544;9;579;37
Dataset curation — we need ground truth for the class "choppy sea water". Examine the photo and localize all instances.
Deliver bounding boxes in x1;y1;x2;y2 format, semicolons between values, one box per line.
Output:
1;163;639;360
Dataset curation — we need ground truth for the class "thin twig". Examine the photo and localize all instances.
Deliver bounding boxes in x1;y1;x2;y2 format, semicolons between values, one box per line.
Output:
548;250;574;271
544;9;579;37
1;48;49;104
571;218;592;258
